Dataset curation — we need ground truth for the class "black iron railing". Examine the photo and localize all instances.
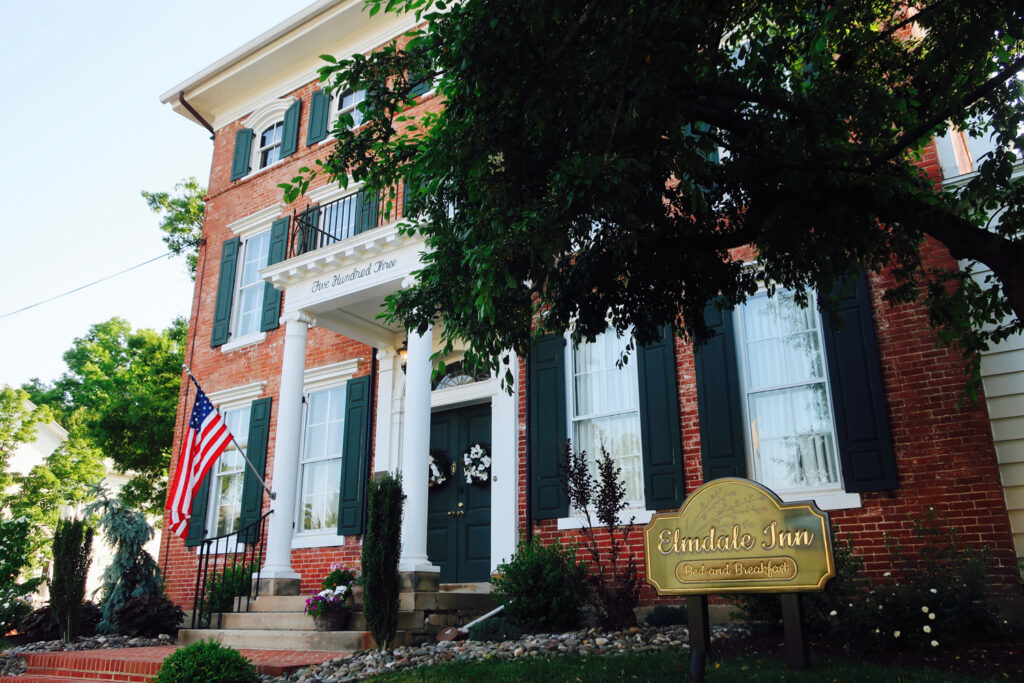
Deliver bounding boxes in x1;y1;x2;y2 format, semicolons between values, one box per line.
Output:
190;510;272;629
289;189;388;258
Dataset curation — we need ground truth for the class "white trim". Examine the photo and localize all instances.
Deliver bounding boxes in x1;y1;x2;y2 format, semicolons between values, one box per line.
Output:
242;98;297;141
227;204;285;240
431;376;497;409
303;358;362;392
305;179;360;206
220;331;267;353
558;508;654;530
291;531;345;549
208;381;267;410
791;491;861;511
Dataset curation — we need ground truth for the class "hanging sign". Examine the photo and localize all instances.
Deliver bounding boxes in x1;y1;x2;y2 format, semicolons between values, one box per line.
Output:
643;478;835;595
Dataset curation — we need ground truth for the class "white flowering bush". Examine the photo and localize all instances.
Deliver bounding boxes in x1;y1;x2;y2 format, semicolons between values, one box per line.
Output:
462;443;491;485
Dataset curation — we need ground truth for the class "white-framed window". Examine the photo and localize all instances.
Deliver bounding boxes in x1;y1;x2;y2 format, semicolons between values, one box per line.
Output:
208;407;250;537
297;385;346;534
734;288;844;497
336;89;365;129
568;329;645;509
256;121;284;169
231;231;271;339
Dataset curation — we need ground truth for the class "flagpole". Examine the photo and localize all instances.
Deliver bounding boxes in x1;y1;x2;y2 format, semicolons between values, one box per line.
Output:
182;364;276;501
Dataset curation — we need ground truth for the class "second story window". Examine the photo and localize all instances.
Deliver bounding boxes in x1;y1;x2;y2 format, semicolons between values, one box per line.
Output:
257;122;285;169
232;231;271;339
337;89;365;128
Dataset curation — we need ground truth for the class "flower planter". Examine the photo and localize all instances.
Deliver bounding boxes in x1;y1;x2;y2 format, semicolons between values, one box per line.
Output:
312;609;350;631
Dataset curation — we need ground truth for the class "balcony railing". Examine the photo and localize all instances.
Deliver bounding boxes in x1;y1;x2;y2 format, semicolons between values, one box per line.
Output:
289;189;389;258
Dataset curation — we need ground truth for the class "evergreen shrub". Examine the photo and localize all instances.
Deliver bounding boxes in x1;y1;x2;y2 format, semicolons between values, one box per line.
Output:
85;490;161;634
491;536;589;633
361;472;404;650
467;615;524;642
153;640;257;683
50;517;93;641
0;517;42;636
203;562;257;614
113;593;184;637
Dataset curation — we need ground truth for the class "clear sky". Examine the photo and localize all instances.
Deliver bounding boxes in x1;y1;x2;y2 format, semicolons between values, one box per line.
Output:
0;0;316;388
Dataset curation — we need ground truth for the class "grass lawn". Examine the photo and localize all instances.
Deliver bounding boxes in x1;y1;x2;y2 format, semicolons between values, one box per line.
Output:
367;649;1011;682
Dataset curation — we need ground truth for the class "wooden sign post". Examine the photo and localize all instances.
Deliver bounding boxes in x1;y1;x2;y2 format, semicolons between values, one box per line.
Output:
643;478;835;679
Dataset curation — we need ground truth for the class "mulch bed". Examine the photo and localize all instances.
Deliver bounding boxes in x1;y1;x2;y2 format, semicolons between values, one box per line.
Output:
711;631;1024;679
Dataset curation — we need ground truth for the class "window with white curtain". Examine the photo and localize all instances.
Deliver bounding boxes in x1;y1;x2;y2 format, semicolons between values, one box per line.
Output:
570;330;644;507
298;386;346;533
232;231;271;338
735;289;841;494
210;407;249;536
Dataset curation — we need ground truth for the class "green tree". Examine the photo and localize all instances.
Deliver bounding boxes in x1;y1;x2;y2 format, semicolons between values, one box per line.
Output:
142;177;207;280
0;386;50;491
285;0;1024;387
35;317;186;516
6;409;106;569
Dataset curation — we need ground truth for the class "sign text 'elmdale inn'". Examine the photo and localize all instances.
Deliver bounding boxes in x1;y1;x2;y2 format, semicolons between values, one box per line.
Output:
643;478;836;594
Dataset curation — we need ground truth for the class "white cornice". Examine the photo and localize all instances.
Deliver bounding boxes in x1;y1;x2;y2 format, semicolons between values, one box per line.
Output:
227;204;286;239
208;381;267;410
160;0;418;131
304;359;362;393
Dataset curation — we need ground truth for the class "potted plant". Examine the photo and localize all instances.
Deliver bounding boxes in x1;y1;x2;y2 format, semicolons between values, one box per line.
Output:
305;564;359;631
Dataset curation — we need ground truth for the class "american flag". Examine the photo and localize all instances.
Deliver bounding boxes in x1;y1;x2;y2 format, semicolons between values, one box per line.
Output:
166;385;233;538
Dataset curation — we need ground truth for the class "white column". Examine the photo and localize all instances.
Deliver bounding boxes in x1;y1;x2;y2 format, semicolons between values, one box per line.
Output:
398;324;438;573
373;348;397;474
490;353;520;571
262;311;314;580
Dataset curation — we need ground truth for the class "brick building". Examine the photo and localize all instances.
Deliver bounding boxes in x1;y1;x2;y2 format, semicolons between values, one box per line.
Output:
159;0;1021;614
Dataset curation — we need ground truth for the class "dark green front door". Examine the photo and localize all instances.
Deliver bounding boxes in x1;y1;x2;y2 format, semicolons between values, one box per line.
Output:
427;404;491;583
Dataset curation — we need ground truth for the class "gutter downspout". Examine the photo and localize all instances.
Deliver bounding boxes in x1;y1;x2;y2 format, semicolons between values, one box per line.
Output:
178;90;216;139
524;359;532;544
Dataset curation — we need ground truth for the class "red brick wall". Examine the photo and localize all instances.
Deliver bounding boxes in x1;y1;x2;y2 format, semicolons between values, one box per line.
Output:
161;56;1019;610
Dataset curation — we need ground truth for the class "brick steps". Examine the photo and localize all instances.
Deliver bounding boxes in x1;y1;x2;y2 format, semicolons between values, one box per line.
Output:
0;647;348;683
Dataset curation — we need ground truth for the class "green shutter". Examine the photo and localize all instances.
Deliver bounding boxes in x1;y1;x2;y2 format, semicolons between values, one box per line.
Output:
237;397;272;543
529;334;569;520
260;217;289;332
211;237;241;347
280;99;301;158
821;277;898;492
694;301;747;481
356;188;379;234
230;128;254;181
638;325;685;510
338;375;372;536
184;475;211;548
307;90;330;146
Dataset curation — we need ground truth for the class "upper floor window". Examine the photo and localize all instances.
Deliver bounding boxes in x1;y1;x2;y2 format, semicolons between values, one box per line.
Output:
230;98;301;181
211;208;290;349
233;231;271;338
734;290;840;495
337;89;365;128
257;122;284;169
570;330;644;508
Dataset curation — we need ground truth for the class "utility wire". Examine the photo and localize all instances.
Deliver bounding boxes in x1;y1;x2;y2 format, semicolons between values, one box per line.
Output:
0;253;174;320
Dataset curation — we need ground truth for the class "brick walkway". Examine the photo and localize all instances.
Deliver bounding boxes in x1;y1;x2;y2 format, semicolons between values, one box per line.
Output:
0;646;350;682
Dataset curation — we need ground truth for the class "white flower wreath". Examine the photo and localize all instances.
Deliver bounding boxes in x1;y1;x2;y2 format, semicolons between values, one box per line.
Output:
428;453;447;488
462;443;492;485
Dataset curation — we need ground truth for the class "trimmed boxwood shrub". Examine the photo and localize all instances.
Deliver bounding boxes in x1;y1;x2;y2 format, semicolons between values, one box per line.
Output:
153;640;257;683
491;537;589;633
